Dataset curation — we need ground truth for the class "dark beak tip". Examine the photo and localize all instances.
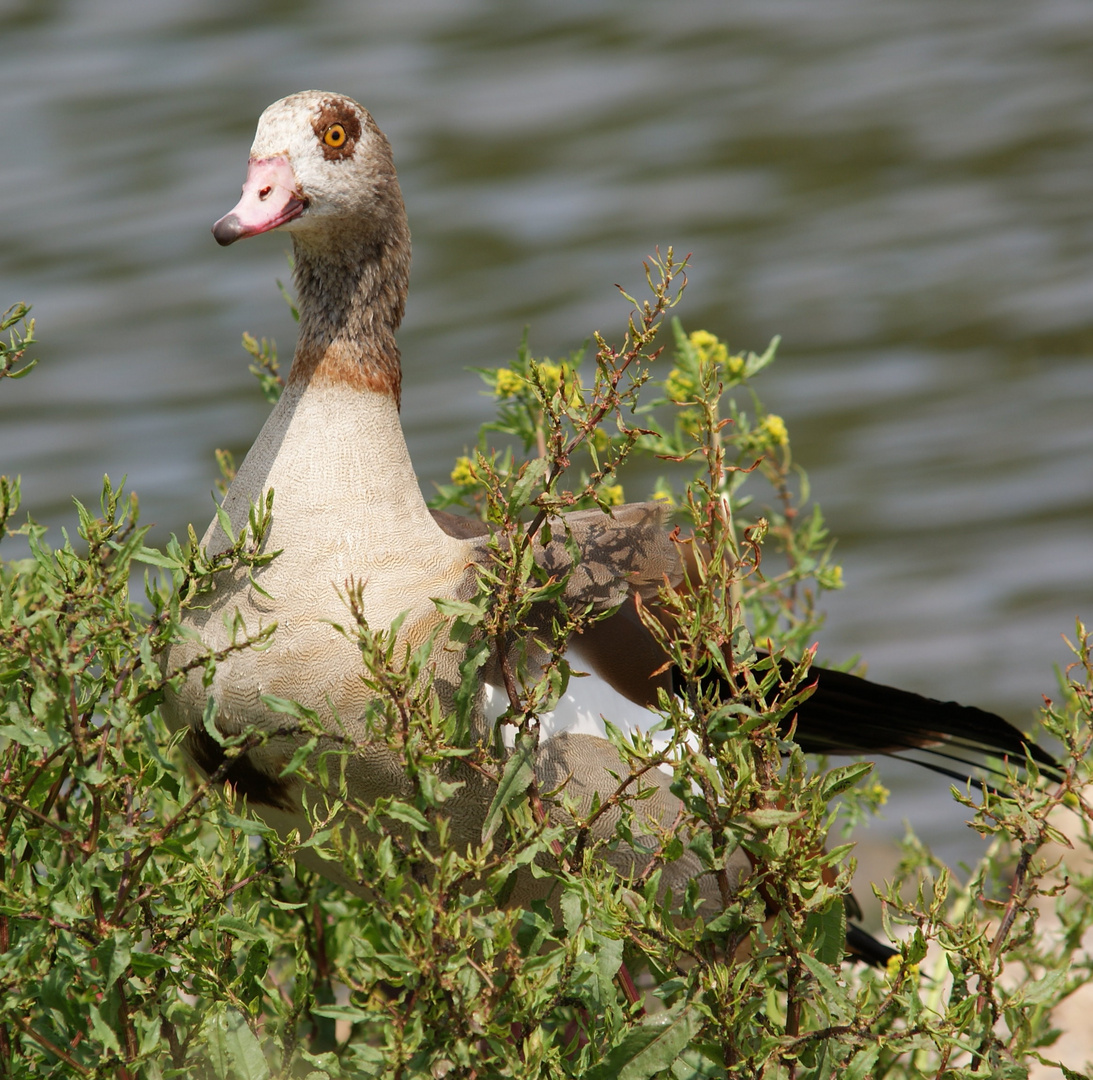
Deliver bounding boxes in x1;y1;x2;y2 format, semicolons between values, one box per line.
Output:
212;215;243;246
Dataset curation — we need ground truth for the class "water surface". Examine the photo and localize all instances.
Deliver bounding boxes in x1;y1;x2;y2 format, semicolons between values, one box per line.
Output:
2;0;1092;866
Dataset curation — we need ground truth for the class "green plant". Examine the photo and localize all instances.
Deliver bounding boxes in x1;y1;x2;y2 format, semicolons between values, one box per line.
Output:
0;267;1090;1079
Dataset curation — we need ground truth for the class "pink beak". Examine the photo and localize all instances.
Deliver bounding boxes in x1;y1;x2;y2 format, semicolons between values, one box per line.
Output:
212;156;306;246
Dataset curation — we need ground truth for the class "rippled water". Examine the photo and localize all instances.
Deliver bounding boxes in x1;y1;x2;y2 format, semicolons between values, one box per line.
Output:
2;0;1092;865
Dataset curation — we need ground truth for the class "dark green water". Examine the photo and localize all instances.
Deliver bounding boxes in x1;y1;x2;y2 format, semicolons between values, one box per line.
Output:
2;0;1092;862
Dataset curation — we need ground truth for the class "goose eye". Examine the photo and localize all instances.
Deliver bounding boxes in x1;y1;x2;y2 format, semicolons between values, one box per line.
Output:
323;124;347;148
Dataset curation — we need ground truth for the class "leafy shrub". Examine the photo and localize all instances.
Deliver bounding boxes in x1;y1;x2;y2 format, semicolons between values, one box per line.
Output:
0;269;1090;1079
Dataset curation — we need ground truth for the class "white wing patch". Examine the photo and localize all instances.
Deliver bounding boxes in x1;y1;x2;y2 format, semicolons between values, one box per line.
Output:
483;646;684;769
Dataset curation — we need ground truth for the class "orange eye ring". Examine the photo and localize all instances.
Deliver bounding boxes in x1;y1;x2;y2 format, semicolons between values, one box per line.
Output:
323;123;347;148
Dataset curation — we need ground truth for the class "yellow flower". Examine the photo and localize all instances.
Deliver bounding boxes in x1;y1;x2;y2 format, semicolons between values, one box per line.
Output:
886;954;918;981
652;485;676;508
865;779;889;806
494;367;524;397
726;353;745;376
760;413;788;446
450;455;476;487
688;329;719;351
531;360;583;406
688;329;729;368
664;367;697;403
599;483;624;506
535;361;564;394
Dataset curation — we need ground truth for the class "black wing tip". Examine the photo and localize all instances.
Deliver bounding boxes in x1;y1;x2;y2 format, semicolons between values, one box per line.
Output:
788;658;1064;785
844;923;900;968
686;653;1064;786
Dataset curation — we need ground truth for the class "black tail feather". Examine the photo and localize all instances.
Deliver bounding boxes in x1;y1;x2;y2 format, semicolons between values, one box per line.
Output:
785;659;1062;786
674;654;1062;787
844;923;900;968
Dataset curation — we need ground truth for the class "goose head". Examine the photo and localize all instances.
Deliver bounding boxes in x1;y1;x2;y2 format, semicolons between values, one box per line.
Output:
212;91;404;250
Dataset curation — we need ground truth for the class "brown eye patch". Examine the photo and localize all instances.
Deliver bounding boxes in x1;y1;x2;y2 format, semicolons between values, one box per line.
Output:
311;98;362;161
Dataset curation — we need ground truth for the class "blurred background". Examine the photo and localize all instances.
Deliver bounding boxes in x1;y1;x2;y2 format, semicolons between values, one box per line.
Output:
2;0;1092;871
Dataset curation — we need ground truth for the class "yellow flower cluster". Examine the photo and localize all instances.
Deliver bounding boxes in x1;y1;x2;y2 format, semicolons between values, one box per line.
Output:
760;413;788;446
493;361;581;405
885;954;918;981
688;329;746;377
536;361;565;393
534;360;582;406
493;367;524;398
599;483;624;506
664;367;697;403
864;779;889;806
450;455;476;487
688;329;727;365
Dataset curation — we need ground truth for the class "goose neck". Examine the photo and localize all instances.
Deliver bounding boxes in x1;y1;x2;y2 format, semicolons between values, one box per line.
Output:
288;222;410;405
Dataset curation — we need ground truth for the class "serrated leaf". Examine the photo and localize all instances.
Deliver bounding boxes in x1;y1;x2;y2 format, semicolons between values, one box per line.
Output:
482;732;535;844
800;951;844;1000
842;1046;881;1080
508;456;551;511
88;1001;122;1056
1016;964;1068;1006
586;1005;703;1080
129;952;172;977
804;899;847;966
820;760;874;800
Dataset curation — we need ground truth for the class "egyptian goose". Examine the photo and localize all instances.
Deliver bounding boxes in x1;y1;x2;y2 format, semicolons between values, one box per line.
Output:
162;91;1057;927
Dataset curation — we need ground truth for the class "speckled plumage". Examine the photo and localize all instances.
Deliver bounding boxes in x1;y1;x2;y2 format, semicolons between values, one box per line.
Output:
161;91;720;903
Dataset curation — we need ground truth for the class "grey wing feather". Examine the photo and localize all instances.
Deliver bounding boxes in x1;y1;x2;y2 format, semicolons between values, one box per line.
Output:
435;503;683;611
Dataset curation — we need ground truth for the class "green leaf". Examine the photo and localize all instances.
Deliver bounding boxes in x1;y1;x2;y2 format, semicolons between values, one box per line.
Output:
842;1046;881;1080
383;800;430;832
433;596;488;624
586;1006;703;1080
215;916;269;943
88;1001;122;1056
820;760;874;800
214;503;237;546
482;732;536;844
96;930;132;990
129;952;172;977
260;694;320;722
800;951;844;1001
1016;964;1068;1006
132;545;182;569
508;455;551;511
204;1008;271;1080
593;932;624;1002
803;899;847;967
744;808;804;829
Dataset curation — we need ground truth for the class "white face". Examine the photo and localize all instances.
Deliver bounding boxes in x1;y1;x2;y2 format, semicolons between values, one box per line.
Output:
255;92;375;225
213;91;398;246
